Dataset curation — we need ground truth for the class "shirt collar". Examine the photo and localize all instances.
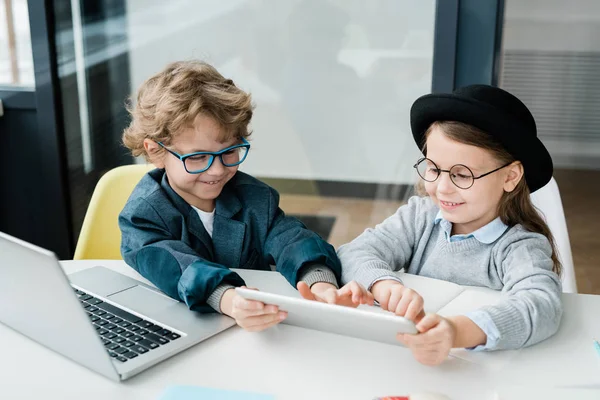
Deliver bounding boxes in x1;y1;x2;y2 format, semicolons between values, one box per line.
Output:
434;210;508;244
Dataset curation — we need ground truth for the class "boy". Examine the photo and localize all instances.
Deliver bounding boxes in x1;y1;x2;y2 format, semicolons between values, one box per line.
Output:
119;60;349;331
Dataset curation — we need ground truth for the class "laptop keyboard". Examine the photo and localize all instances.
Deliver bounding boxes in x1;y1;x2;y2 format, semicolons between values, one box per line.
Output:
73;288;181;363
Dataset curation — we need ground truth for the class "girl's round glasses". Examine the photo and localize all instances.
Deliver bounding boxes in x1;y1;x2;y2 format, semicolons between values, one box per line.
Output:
413;157;511;189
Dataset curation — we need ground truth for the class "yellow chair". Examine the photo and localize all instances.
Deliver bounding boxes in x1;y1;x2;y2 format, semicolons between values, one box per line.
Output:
74;164;155;260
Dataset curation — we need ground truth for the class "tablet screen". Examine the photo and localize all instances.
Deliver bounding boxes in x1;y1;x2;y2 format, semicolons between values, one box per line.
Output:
236;287;417;345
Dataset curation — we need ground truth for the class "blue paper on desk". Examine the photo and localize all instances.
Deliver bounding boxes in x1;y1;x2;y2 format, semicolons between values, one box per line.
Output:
158;386;274;400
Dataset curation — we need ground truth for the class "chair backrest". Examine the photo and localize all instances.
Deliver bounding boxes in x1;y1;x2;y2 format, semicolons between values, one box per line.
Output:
73;164;154;260
530;177;578;293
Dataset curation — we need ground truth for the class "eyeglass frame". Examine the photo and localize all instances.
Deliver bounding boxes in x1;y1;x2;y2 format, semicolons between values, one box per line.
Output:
413;157;512;189
156;138;251;174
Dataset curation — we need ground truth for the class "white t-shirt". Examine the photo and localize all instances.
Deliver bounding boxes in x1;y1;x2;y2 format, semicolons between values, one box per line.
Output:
191;206;215;238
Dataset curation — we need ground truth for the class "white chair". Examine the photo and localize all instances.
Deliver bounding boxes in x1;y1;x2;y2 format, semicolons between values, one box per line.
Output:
530;177;577;293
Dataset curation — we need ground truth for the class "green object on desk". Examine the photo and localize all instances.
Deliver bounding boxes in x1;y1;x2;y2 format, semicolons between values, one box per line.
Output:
158;386;274;400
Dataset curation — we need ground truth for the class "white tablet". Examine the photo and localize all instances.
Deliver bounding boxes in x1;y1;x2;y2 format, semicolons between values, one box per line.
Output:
235;287;417;346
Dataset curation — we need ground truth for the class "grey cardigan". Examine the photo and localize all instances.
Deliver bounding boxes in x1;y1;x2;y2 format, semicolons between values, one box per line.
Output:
337;196;563;350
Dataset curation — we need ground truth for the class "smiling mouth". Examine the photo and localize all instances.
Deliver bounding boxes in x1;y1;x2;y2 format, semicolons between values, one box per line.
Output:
201;180;221;185
440;200;464;206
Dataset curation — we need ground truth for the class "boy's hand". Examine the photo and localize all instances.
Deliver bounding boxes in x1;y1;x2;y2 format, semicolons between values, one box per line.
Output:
220;287;286;332
396;313;456;366
297;281;374;308
371;279;425;322
336;281;375;307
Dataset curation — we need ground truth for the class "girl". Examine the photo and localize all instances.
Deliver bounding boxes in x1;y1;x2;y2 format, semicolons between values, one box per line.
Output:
337;84;563;365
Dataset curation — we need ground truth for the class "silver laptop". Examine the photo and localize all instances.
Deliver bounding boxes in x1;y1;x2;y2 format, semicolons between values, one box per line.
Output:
0;231;235;381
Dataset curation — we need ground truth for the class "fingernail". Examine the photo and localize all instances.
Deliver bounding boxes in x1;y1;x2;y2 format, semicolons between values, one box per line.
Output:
278;312;286;320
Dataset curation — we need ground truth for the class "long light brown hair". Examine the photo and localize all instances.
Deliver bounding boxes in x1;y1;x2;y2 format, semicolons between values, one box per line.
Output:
419;121;562;276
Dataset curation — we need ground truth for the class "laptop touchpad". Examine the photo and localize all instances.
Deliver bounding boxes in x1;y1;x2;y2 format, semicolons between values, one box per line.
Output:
107;285;179;315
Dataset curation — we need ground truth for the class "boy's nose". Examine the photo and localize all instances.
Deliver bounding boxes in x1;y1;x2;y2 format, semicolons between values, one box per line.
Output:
207;156;226;174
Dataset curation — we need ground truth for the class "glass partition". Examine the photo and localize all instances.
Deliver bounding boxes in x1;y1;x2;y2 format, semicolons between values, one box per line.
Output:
53;0;436;248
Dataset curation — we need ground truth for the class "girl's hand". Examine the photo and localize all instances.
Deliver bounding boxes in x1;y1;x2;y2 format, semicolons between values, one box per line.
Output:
371;279;425;322
221;287;287;332
297;281;374;308
396;313;457;366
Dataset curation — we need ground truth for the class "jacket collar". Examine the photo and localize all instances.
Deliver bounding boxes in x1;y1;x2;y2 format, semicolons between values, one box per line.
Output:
158;169;243;218
158;170;245;265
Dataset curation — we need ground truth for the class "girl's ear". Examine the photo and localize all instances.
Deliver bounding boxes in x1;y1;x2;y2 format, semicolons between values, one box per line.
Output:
143;139;166;169
504;161;524;193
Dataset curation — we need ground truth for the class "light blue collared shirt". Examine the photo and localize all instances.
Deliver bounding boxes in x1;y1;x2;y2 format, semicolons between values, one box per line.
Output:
434;211;508;351
434;211;508;244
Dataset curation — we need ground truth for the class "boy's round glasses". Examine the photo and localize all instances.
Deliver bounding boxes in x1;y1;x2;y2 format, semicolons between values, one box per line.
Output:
157;138;250;174
413;157;512;189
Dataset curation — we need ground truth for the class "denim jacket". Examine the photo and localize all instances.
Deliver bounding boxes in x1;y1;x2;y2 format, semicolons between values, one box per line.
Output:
119;169;341;312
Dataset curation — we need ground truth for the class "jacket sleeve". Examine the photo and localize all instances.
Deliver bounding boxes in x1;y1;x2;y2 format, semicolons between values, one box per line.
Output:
262;187;342;287
119;197;245;313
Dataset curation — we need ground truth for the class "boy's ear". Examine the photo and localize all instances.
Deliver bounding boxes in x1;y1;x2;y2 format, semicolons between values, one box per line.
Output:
503;161;524;193
143;139;165;169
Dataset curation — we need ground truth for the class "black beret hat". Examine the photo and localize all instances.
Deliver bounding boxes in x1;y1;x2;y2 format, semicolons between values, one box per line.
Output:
410;84;552;193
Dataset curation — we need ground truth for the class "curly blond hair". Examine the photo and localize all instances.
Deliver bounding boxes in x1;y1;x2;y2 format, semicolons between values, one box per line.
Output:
123;60;253;160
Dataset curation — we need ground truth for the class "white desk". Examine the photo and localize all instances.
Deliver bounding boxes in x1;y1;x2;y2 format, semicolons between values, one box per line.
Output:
0;260;599;400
